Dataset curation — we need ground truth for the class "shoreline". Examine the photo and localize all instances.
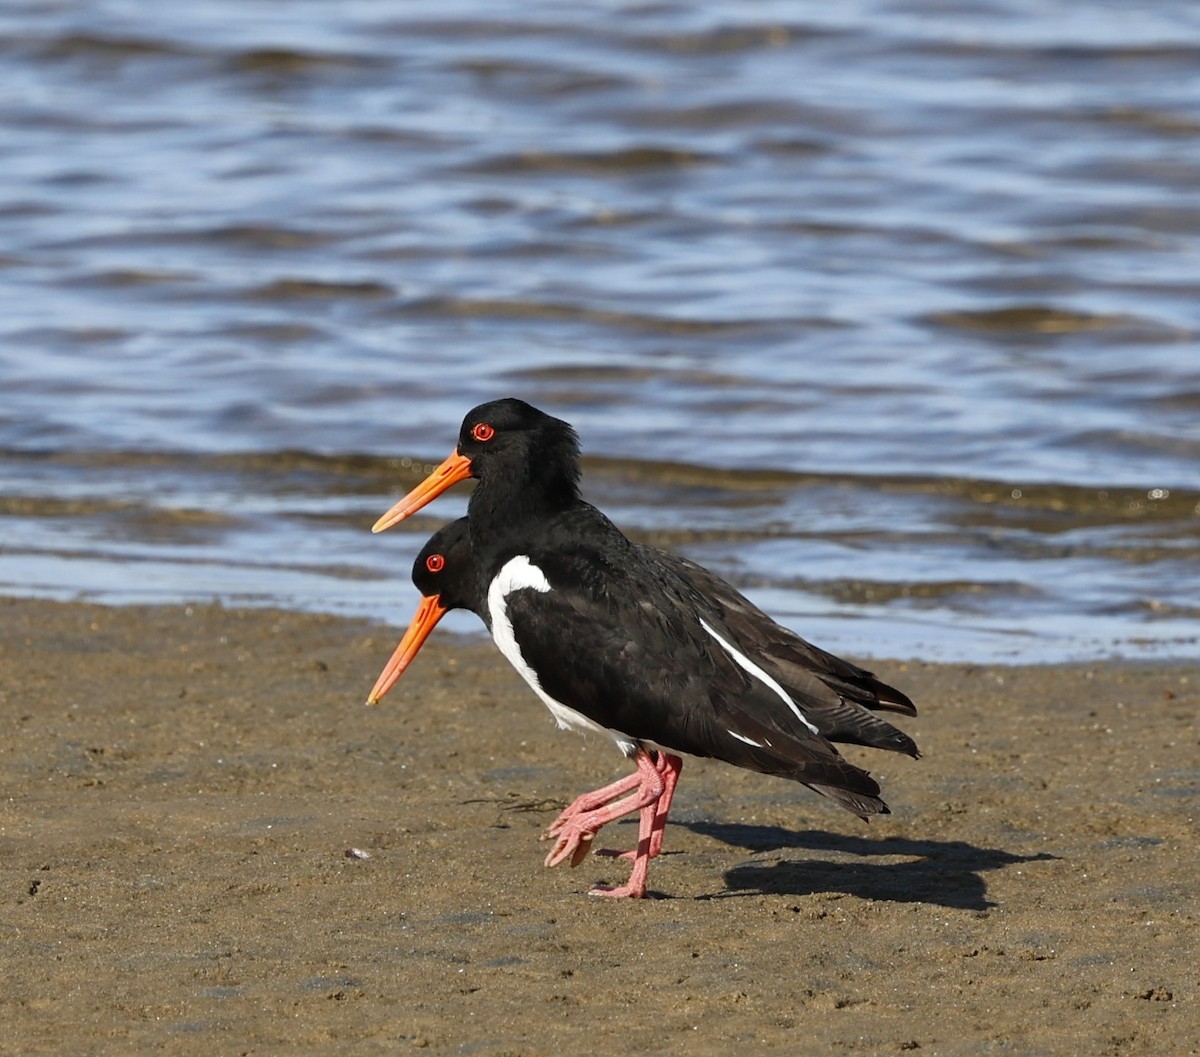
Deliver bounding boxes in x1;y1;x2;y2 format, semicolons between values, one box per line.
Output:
1;595;1195;1054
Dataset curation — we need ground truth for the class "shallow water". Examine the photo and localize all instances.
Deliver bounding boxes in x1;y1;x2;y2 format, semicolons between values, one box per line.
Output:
1;1;1198;661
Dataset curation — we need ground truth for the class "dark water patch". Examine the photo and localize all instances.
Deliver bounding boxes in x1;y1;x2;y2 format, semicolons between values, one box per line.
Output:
0;108;179;135
452;57;630;97
10;326;132;346
557;206;689;230
900;37;1200;67
778;217;948;243
72;267;201;288
241;278;394;301
950;271;1086;297
753;136;834;158
391;295;813;336
1062;204;1200;237
336;124;460;149
179;224;346;251
624;22;833;57
584;456;801;493
28;31;195;64
42;223;342;253
457;237;625;262
1095;599;1200;622
50;448;393;478
1148;389;1200;413
212;322;328;343
921;304;1183;341
939;483;1198;526
802;578;1041;610
41;169;116;189
628;100;837;131
507;363;662;385
222;47;389;76
390;18;581;44
588;458;1200;521
1100;105;1200;137
467;145;720;176
1057;155;1200;193
954;531;1200;568
0;493;148;521
1028;230;1168;253
0;199;60;219
509;362;746;388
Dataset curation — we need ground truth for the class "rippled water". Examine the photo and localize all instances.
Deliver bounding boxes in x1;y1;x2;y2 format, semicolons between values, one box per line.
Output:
1;1;1198;662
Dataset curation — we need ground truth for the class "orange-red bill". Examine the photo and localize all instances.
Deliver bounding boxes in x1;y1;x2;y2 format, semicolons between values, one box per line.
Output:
372;450;473;533
366;594;448;704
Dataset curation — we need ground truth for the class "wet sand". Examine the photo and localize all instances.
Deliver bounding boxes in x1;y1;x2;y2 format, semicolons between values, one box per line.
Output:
1;596;1196;1055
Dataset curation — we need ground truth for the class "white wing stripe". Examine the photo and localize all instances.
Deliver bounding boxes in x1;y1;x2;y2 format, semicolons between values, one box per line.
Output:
727;729;765;748
699;618;820;736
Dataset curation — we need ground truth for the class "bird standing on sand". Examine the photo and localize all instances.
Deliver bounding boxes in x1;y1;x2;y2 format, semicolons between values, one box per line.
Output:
372;399;918;898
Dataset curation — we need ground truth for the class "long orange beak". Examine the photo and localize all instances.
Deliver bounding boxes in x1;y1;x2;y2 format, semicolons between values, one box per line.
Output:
372;451;473;533
367;594;448;704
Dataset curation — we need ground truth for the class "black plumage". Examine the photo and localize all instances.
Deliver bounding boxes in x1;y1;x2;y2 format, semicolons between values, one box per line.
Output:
371;398;919;896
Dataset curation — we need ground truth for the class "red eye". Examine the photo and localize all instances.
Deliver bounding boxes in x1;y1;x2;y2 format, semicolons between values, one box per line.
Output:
425;553;445;573
471;422;495;442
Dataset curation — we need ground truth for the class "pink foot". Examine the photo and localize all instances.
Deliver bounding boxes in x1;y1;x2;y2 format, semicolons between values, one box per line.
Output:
543;769;642;841
543;822;596;869
543;767;658;869
542;749;663;872
542;751;685;899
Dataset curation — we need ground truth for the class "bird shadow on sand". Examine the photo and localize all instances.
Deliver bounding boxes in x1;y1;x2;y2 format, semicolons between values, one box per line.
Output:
677;821;1058;910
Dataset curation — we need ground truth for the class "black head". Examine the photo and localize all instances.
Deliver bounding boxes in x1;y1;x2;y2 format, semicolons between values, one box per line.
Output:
372;398;583;535
455;398;581;499
411;517;480;615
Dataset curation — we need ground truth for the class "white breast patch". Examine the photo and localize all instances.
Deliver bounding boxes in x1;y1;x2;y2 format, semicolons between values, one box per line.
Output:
487;555;636;755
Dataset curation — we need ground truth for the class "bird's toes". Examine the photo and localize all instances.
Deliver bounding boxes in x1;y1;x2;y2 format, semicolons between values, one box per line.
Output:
543;828;593;868
587;882;645;899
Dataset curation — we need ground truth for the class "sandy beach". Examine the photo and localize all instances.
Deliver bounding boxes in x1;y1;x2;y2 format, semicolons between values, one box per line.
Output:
1;596;1195;1055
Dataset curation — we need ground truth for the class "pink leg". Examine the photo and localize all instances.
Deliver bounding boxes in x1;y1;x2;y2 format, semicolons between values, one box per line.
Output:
599;753;682;862
546;752;684;864
648;753;683;858
589;772;666;899
543;750;663;873
543;768;642;841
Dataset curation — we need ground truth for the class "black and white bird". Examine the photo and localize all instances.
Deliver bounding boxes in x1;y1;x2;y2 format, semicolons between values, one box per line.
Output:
368;518;683;877
371;399;919;898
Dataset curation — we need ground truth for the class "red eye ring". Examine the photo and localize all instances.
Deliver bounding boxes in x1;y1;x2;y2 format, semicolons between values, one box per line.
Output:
471;422;495;442
425;553;445;573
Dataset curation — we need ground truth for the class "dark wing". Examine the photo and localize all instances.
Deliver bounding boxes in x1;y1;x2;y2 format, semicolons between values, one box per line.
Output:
502;538;887;817
654;548;919;758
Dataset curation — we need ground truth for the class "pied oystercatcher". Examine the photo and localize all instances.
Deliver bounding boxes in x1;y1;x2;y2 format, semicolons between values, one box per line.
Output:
368;517;685;874
369;516;919;887
372;399;919;897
